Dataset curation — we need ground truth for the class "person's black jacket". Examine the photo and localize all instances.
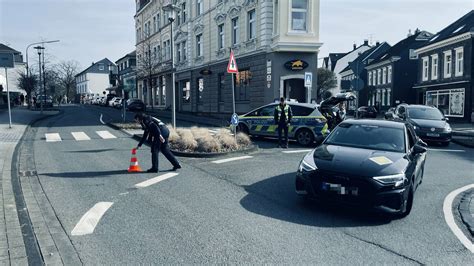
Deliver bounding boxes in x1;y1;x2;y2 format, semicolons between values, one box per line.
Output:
138;116;162;147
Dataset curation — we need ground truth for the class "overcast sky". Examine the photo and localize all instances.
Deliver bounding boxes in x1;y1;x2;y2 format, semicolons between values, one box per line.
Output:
1;0;473;70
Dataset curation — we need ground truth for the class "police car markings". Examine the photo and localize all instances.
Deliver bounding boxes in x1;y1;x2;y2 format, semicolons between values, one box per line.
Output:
45;133;62;142
96;130;117;139
71;202;114;236
282;149;313;154
211;156;253;164
71;132;91;141
443;184;474;253
135;173;179;188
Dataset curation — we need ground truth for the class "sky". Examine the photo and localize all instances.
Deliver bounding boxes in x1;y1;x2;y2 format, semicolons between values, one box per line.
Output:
0;0;473;71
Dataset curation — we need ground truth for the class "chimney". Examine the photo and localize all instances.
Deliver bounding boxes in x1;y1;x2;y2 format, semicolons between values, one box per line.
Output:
415;28;420;34
364;39;369;46
407;29;412;37
376;41;380;46
92;62;94;65
353;43;357;50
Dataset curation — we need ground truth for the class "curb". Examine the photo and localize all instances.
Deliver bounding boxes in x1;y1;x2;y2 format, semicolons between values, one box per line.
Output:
458;189;474;237
452;136;474;148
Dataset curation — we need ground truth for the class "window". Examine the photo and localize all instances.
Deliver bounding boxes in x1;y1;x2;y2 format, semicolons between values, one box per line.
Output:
182;80;191;103
153;16;156;33
257;105;276;116
196;34;202;57
387;66;392;83
234;69;252;101
381;89;386;106
98;64;104;71
156;45;161;62
248;9;256;40
163;40;171;61
197;78;204;103
372;70;376;85
232;17;239;45
422;56;429;81
218;24;225;49
177;7;181;25
291;0;308;31
455;47;464;77
368;72;372;86
377;69;381;85
181;3;186;23
291;106;313;116
182;41;187;61
157;14;161;29
444;50;452;78
382;67;387;84
218;73;225;102
176;43;181;62
425;88;464;117
196;0;203;16
431;54;438;80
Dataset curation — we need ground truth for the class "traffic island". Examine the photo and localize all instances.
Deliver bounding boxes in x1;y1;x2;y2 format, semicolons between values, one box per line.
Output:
459;189;474;237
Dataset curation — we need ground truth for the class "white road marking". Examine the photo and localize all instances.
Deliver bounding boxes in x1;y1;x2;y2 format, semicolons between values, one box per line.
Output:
429;149;465;153
45;133;62;142
211;156;253;164
443;184;474;253
135;173;179;188
100;114;105;125
282;149;313;154
71;132;91;141
71;202;113;236
96;130;116;139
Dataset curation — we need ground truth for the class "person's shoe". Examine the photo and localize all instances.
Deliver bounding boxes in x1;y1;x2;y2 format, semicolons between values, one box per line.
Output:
172;165;182;171
146;168;158;173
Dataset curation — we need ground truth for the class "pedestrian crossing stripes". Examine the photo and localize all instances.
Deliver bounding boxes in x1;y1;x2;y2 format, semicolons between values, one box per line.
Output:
45;130;117;142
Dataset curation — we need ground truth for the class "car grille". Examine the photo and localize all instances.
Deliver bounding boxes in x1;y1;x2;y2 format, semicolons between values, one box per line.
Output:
419;127;443;133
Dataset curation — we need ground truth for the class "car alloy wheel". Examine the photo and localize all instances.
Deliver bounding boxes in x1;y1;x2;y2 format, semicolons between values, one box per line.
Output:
296;129;314;146
398;183;414;218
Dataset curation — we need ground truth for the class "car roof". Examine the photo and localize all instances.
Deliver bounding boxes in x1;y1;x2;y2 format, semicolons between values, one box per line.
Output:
405;104;437;109
342;119;406;129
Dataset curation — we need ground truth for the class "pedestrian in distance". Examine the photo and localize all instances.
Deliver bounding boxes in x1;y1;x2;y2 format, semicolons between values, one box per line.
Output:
135;113;181;173
274;97;293;148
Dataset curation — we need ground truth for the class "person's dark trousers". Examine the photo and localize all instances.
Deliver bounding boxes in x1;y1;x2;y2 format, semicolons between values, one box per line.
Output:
160;139;180;168
150;140;160;171
277;122;289;147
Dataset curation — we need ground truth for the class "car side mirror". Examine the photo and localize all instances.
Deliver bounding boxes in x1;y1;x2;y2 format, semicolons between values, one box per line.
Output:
413;143;427;154
444;117;449;121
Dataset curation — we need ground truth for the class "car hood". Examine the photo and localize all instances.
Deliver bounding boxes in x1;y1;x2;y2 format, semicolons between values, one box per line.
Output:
409;118;446;128
313;144;408;177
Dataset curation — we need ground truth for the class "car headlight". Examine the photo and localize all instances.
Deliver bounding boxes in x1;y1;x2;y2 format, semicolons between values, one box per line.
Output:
445;124;452;132
373;173;407;187
298;151;317;172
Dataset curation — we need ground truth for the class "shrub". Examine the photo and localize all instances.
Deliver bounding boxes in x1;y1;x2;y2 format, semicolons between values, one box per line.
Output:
172;128;198;152
195;134;221;153
236;132;251;147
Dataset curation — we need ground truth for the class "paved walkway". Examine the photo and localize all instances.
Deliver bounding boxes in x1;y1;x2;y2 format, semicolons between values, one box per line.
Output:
0;107;56;264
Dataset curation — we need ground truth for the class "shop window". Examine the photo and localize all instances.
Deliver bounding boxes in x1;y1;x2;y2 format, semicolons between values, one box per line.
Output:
234;69;252;101
425;88;464;117
182;80;191;103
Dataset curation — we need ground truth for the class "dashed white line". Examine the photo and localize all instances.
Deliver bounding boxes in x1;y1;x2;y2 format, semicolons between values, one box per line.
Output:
71;132;91;141
282;149;313;154
428;149;465;152
45;133;62;142
211;156;253;164
71;202;114;236
443;184;474;253
96;130;116;139
135;173;179;188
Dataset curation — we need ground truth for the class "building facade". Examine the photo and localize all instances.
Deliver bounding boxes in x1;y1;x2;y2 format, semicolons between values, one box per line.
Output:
365;30;432;112
75;58;115;102
116;51;138;99
414;11;473;122
0;44;26;95
135;0;322;117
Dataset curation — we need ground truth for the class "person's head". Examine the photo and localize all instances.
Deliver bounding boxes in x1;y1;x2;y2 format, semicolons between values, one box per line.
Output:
134;112;145;123
280;97;285;105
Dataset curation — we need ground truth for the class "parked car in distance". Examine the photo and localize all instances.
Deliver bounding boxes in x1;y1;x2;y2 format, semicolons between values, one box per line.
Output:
356;106;378;118
108;97;118;107
126;99;146;112
385;107;396;120
104;94;116;106
35;95;53;108
113;98;122;108
395;104;452;146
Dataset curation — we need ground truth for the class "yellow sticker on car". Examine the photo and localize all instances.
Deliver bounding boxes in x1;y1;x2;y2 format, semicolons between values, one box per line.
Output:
369;156;393;165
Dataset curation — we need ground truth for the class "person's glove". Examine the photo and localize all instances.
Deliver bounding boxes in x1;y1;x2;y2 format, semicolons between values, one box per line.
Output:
159;135;165;143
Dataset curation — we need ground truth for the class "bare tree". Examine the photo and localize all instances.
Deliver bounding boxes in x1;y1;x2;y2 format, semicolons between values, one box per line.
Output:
56;60;79;103
17;71;38;108
136;37;164;109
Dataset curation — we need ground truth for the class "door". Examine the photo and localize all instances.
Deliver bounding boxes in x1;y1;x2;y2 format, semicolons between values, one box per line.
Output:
284;79;305;103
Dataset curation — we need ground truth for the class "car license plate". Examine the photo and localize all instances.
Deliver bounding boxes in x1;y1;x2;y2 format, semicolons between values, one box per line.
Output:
321;182;358;196
426;133;440;137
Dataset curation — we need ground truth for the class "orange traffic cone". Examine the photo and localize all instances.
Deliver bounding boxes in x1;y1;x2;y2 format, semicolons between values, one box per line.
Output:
128;148;142;172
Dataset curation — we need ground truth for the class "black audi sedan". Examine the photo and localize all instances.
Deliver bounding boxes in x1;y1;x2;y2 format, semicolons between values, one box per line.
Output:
295;119;427;218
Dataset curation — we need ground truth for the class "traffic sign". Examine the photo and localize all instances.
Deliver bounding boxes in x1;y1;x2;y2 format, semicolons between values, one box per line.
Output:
227;50;238;73
0;53;14;68
231;113;239;125
304;72;312;87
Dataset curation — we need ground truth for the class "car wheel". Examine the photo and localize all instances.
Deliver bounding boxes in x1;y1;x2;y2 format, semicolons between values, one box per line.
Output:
236;123;249;135
296;129;314;146
398;183;414;218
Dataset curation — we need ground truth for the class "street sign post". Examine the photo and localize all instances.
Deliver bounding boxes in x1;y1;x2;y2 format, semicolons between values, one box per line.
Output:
227;49;239;140
304;72;312;103
0;52;14;128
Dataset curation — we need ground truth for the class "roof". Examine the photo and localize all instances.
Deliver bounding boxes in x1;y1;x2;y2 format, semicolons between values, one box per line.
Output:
428;10;474;44
115;51;136;64
0;43;20;54
369;31;432;65
75;58;114;77
339;42;391;74
343;119;406;129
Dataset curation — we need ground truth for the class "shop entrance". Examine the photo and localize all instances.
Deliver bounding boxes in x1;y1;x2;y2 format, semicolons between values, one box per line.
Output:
283;78;305;103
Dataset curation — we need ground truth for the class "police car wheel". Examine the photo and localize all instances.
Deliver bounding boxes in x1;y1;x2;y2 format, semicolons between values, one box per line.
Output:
296;129;314;146
236;124;249;135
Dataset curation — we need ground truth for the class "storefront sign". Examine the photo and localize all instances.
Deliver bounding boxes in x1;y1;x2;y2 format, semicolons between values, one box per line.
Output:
284;59;308;71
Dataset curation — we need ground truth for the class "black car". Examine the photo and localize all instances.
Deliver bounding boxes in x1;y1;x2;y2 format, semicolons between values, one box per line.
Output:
126;99;146;112
396;105;452;146
356;106;378;118
103;94;116;106
295;119;427;218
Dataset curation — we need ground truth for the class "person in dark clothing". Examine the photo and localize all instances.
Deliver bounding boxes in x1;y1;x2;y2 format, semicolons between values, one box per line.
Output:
135;113;181;173
274;97;293;148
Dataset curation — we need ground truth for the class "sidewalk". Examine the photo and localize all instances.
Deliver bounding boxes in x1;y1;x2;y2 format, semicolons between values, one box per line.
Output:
0;107;57;264
451;123;474;148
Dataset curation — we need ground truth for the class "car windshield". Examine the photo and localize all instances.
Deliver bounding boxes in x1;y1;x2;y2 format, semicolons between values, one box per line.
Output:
407;107;444;120
325;123;406;153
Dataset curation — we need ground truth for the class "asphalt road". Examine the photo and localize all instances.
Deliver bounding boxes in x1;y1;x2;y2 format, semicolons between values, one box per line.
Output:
26;105;474;264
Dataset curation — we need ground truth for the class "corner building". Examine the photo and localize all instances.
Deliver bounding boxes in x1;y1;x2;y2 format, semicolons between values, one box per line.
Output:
135;0;321;117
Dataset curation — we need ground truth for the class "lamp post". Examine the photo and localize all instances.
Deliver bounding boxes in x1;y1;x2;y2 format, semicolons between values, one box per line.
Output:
162;2;181;128
33;46;45;113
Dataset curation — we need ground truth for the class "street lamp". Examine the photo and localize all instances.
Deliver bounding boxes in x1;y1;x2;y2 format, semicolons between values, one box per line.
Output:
33;46;45;113
162;2;181;128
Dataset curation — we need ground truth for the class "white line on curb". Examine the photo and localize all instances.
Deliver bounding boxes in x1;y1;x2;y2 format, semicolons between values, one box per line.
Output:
71;202;113;236
282;149;313;154
211;156;253;164
135;173;179;188
71;132;91;141
443;184;474;253
45;133;62;142
429;149;465;152
96;130;116;139
100;114;105;125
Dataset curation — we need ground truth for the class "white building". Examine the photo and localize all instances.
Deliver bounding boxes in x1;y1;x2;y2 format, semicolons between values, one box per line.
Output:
75;58;115;101
0;44;26;94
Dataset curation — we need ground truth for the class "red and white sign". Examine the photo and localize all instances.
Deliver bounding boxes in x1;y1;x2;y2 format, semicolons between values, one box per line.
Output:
227;50;238;73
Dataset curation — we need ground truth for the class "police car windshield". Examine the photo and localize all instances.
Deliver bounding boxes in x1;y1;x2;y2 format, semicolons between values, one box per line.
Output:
325;123;405;153
407;107;444;120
